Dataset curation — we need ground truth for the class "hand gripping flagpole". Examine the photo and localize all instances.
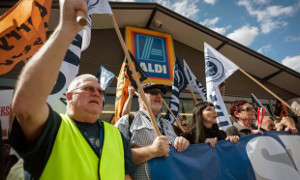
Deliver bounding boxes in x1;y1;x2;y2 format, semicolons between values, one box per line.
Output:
239;68;300;117
111;16;163;138
76;11;87;26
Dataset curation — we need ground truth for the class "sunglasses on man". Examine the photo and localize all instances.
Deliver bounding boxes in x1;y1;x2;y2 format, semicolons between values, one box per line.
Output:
72;85;106;96
145;89;164;97
181;123;189;127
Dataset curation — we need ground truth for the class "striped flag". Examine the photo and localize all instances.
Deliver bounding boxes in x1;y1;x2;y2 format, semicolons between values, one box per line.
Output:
257;107;266;131
0;0;52;75
205;42;238;130
183;59;207;101
165;57;188;124
47;0;113;113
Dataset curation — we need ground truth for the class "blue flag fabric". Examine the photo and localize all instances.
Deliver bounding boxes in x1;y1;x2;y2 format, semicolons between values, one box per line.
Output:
149;132;300;180
165;57;189;124
96;66;115;91
251;93;271;115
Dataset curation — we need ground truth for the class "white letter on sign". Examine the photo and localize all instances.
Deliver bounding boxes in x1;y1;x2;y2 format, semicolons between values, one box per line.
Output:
155;64;162;73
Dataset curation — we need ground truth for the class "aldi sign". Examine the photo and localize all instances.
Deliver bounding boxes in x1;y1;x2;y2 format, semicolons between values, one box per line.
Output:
125;26;175;85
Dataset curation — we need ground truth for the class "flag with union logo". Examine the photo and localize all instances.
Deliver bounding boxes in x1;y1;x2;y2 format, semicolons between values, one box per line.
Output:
47;0;114;113
0;0;52;75
165;57;188;124
183;59;207;101
114;51;147;123
205;42;238;130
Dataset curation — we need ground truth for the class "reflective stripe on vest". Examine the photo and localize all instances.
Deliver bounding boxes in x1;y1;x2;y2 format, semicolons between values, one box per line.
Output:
40;114;125;180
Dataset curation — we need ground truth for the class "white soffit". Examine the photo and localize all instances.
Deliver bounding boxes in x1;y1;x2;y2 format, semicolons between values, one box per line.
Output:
108;9;152;29
268;72;300;96
149;11;222;52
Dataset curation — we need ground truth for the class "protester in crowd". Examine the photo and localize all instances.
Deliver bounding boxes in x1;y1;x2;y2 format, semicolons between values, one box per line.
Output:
10;0;135;179
260;116;276;131
182;102;239;148
115;83;190;179
274;116;298;134
122;85;136;117
173;119;190;136
226;100;262;137
287;98;300;130
259;116;298;135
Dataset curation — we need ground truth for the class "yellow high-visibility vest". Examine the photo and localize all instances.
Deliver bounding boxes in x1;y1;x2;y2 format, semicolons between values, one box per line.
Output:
40;114;125;179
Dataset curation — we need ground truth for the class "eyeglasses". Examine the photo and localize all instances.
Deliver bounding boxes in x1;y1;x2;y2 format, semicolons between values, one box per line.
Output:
181;123;189;127
72;85;106;95
145;89;164;96
239;106;254;112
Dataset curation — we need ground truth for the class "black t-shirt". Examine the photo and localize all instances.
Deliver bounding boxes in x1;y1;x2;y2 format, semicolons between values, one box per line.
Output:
10;105;136;179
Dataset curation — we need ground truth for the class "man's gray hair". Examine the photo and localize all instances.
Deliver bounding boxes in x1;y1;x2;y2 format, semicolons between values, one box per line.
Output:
67;74;98;92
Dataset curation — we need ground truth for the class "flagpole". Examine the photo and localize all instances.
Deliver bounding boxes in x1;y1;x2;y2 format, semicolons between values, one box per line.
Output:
187;84;197;107
23;59;28;64
76;11;87;26
111;15;162;137
161;98;186;132
239;68;300;117
134;91;186;132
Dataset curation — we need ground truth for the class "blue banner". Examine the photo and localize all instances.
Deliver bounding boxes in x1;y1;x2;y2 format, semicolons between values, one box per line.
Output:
149;132;300;180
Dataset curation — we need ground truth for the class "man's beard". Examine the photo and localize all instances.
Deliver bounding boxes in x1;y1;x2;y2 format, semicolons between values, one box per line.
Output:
151;102;162;112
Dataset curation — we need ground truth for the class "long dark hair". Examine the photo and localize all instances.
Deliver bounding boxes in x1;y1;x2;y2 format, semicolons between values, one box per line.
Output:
190;102;214;144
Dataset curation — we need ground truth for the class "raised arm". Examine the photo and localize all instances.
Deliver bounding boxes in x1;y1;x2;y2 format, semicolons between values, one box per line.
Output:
121;86;135;116
11;0;87;142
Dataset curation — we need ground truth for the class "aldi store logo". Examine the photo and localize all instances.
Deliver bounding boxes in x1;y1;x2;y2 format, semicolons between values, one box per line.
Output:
125;26;175;85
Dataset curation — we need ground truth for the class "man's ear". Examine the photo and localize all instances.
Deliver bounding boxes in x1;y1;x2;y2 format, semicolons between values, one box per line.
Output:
66;92;73;101
234;111;240;119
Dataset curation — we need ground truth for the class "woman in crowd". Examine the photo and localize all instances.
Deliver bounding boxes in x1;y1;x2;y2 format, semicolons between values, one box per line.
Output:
226;100;262;137
182;102;239;148
173;119;190;136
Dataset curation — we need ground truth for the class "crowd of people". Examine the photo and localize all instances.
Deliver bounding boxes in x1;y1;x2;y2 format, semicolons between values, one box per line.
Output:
1;0;299;179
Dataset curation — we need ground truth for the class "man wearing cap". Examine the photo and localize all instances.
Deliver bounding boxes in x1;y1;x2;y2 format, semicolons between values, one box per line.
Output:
115;83;190;180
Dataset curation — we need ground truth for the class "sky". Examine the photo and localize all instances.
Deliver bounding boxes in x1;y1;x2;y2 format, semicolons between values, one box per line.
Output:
110;0;300;73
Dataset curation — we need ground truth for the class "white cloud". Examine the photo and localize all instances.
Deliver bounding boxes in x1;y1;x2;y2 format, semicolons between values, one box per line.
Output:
227;25;259;46
253;0;270;5
173;0;200;19
257;44;271;54
285;36;300;42
282;55;300;73
155;0;172;8
211;27;227;35
211;26;232;35
155;0;200;19
237;0;297;34
200;17;219;26
200;17;231;35
204;0;216;5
